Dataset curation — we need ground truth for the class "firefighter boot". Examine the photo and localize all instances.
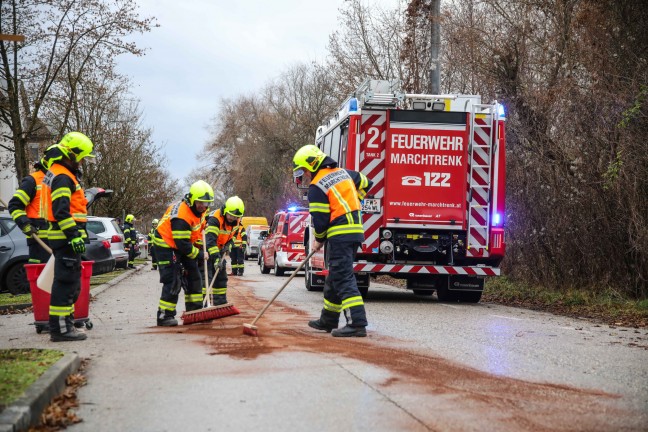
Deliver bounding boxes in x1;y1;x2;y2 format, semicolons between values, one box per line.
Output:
157;310;178;327
331;325;367;337
308;310;339;332
212;295;227;306
331;307;367;337
50;315;87;342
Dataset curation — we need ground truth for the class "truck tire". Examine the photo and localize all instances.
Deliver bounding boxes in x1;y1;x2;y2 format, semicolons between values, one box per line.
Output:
457;290;482;303
304;261;317;291
412;289;434;296
274;257;285;276
359;285;369;298
259;254;271;274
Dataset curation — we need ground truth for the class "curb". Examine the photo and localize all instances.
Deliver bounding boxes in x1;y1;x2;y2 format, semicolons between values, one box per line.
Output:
0;353;81;432
90;263;146;298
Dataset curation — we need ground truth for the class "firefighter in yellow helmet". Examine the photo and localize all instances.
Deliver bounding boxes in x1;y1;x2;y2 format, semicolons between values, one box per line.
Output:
205;195;244;305
123;214;137;269
293;144;373;337
40;132;96;342
147;218;159;270
8;153;55;269
153;180;214;326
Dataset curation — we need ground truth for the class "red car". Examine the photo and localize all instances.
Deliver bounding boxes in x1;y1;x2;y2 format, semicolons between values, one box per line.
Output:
258;207;308;276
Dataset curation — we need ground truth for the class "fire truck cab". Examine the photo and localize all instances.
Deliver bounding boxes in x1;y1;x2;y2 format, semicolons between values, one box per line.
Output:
305;79;506;302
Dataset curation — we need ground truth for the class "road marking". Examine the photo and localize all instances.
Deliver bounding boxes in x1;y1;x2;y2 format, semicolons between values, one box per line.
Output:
490;314;523;321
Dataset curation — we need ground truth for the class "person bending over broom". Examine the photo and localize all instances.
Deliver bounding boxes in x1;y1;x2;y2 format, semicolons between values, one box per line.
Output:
152;180;214;327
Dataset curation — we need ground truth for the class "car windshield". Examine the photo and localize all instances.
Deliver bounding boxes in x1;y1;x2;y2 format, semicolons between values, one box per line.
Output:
0;217;16;233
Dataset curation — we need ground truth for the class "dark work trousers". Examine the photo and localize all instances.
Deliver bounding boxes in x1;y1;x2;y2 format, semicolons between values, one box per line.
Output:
127;245;136;267
28;219;50;263
204;257;228;304
49;244;82;334
149;244;157;268
319;239;368;328
230;247;244;275
156;247;203;320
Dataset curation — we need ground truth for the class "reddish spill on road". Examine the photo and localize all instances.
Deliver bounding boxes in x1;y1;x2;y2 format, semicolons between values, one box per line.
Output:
155;278;642;431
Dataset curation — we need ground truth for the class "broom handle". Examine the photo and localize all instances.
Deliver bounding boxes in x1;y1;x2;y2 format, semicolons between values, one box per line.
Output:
32;233;53;255
202;231;213;308
250;249;317;327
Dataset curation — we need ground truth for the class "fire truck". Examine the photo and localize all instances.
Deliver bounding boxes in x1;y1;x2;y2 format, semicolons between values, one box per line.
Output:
305;79;506;302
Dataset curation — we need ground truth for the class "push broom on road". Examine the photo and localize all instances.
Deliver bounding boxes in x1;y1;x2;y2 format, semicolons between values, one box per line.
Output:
182;233;240;324
243;249;317;336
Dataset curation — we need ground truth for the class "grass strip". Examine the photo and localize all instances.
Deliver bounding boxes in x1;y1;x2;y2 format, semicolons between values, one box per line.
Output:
0;349;64;408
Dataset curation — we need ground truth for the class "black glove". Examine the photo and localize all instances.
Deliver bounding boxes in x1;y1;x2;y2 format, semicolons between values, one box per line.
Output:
21;223;38;237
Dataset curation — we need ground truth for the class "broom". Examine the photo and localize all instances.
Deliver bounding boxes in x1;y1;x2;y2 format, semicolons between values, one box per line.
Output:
181;234;240;324
243;249;316;336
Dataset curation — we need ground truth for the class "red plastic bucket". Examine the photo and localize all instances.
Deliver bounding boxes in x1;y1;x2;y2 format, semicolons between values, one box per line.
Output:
25;261;94;331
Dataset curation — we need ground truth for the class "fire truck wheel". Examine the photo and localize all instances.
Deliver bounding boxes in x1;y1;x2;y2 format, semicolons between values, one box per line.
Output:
304;261;317;291
412;289;434;296
456;291;482;303
274;257;285;276
259;254;271;274
358;285;368;298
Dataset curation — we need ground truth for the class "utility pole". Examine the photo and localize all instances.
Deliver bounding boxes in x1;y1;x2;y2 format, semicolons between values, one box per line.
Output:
429;0;441;94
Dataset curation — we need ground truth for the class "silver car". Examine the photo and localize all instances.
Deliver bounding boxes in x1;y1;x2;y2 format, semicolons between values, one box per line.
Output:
0;212;30;295
86;216;129;269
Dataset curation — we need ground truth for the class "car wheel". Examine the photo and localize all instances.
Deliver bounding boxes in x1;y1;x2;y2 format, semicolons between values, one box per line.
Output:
274;256;285;276
259;254;270;274
7;262;30;295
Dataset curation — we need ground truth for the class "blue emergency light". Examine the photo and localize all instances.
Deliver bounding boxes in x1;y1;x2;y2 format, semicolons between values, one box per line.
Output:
349;97;358;113
287;206;298;212
493;212;502;226
497;104;506;118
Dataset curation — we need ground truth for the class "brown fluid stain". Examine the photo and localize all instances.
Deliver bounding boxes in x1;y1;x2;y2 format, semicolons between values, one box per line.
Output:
156;278;643;431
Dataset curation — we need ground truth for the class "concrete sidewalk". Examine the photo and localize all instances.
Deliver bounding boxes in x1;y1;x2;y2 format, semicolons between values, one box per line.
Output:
0;263;428;432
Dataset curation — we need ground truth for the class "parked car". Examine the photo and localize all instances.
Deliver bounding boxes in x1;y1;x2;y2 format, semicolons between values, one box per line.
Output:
0;212;115;294
245;224;269;260
86;216;128;269
259;207;309;276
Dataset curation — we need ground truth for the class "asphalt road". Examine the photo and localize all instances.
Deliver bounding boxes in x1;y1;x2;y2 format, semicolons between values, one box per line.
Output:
1;260;647;431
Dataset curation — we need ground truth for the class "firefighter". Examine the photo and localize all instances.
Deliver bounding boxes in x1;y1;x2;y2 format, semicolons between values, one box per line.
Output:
40;132;96;342
205;196;244;305
152;180;213;326
123;214;137;269
8;156;53;264
292;144;373;337
148;218;159;270
230;224;247;276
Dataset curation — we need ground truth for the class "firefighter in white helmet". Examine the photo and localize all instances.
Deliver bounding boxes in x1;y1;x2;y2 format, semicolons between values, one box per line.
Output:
293;144;373;337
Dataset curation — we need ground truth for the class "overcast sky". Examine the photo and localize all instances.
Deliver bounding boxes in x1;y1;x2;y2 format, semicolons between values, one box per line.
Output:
116;0;397;184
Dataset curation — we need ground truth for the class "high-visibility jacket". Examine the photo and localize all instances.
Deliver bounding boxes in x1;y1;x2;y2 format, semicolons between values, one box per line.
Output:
233;225;247;248
8;169;49;236
154;201;204;260
123;222;137;247
205;208;239;257
40;163;88;242
308;166;373;241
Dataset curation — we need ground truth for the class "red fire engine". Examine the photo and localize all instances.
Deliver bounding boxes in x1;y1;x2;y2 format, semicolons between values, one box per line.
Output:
305;79;506;302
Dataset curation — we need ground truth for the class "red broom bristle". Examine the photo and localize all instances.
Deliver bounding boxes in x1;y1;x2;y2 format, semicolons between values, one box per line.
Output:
182;303;240;325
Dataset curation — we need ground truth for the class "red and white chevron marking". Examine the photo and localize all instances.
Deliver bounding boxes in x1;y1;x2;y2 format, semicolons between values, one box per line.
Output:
352;263;500;276
466;115;492;258
289;212;308;235
359;113;386;252
287;252;306;262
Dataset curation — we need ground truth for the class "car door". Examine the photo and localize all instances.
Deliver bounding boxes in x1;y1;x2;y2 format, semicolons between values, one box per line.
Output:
0;217;17;282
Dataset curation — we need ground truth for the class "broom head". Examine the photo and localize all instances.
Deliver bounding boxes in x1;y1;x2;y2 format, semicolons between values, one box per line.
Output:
181;303;240;325
242;323;258;336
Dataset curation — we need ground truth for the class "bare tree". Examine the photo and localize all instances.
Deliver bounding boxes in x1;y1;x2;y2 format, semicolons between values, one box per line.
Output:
0;0;156;180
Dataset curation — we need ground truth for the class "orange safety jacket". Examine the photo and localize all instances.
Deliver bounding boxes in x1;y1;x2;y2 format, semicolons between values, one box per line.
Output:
24;170;45;219
155;201;203;259
205;208;239;257
40;163;88;242
309;167;366;240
